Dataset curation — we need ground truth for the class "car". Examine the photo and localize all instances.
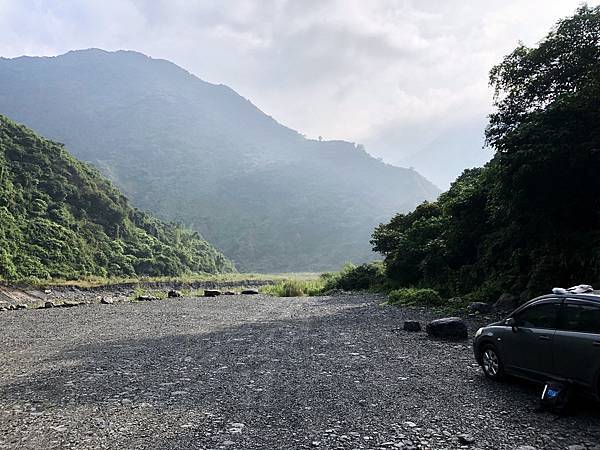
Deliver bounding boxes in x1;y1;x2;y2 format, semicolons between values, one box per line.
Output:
473;291;600;399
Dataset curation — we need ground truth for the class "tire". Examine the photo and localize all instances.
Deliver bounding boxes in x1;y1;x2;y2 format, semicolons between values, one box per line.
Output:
480;344;505;381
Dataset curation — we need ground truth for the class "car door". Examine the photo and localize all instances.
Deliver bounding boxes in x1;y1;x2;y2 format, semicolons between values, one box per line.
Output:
502;299;561;379
553;299;600;388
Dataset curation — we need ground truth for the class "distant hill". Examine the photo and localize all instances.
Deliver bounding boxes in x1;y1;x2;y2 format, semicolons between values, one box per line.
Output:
399;120;493;189
0;49;439;272
0;115;234;280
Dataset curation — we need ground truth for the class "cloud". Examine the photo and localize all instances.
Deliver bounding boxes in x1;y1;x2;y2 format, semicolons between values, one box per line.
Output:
0;0;597;168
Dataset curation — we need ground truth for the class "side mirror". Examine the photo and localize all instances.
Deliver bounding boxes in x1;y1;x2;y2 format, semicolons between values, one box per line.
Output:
505;317;517;331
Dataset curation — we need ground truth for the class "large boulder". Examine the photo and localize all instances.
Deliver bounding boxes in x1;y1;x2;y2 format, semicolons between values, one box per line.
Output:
467;302;494;314
168;290;182;298
494;293;518;311
426;317;468;340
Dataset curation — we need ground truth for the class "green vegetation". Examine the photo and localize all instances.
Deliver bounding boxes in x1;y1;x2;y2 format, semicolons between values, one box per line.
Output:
372;6;600;303
0;116;234;281
0;49;438;273
20;272;318;289
388;288;444;307
321;262;386;292
260;279;325;297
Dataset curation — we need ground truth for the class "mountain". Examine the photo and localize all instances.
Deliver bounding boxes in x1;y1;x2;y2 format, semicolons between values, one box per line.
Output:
0;115;234;280
0;49;439;272
399;120;494;189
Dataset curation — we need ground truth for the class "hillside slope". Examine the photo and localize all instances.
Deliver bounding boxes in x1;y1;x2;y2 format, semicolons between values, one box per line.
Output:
0;115;234;280
0;49;439;271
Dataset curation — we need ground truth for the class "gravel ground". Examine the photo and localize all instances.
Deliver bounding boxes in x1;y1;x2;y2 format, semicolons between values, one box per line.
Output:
0;293;598;450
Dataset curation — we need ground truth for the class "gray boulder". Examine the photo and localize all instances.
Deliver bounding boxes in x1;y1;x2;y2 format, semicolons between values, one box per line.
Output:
426;317;468;340
403;321;421;332
204;289;222;297
44;301;55;308
136;295;157;302
168;290;182;298
494;293;518;311
467;302;493;314
100;297;114;305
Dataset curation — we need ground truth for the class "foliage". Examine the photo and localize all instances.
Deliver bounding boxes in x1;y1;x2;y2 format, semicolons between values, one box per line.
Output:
0;116;235;280
372;6;600;301
388;288;444;307
260;279;325;297
0;49;439;272
321;262;386;291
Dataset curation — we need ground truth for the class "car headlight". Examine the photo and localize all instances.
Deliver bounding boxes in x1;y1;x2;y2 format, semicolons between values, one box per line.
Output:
475;327;483;338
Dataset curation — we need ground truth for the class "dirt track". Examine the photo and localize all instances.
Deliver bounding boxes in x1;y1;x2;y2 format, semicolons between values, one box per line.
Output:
0;294;598;449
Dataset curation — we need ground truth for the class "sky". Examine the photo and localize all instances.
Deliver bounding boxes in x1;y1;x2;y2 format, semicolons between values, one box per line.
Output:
0;0;597;184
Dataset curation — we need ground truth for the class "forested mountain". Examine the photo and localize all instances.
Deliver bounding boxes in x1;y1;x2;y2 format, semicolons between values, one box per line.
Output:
0;116;233;280
0;49;439;272
372;6;600;301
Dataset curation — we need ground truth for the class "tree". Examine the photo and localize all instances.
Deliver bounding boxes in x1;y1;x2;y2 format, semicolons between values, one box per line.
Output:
372;6;600;301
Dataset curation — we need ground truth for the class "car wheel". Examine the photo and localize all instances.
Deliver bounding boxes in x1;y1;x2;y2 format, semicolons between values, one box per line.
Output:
480;344;504;381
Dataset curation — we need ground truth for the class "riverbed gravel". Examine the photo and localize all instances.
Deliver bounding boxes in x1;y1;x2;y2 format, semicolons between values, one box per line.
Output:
0;293;598;449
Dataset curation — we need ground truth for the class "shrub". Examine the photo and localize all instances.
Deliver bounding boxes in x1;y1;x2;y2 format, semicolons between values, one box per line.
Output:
260;279;325;297
388;288;444;307
322;261;386;291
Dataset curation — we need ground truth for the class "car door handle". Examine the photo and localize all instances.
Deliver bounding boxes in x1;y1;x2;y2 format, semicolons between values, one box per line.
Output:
538;335;551;341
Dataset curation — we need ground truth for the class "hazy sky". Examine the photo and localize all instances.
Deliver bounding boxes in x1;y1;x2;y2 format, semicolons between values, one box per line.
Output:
1;0;597;165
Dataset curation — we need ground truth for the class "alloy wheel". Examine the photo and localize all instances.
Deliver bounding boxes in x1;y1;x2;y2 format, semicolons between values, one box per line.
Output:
482;348;500;377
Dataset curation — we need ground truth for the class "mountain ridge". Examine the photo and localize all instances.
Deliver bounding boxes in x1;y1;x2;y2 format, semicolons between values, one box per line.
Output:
0;48;440;271
0;115;234;280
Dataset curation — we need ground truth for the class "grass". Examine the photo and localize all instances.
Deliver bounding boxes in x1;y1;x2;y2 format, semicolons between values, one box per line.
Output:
387;288;444;307
260;279;326;297
4;272;321;289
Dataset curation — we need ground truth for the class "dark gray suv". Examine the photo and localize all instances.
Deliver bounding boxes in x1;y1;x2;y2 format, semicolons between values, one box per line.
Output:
473;293;600;399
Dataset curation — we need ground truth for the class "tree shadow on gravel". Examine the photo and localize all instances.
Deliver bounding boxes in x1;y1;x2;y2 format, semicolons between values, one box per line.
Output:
2;302;599;449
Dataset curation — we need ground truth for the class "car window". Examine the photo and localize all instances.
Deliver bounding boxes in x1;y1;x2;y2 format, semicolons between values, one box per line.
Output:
560;302;600;334
514;303;560;329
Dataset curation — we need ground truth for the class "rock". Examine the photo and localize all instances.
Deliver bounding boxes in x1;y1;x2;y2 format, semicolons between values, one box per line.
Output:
426;317;468;340
61;300;82;307
494;293;518;311
44;301;55;308
403;421;417;428
457;434;475;445
204;289;222;297
0;307;7;311
168;290;182;298
223;291;237;295
16;304;28;310
467;302;493;314
44;289;52;294
241;289;259;295
403;321;421;332
136;295;157;302
100;297;114;305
